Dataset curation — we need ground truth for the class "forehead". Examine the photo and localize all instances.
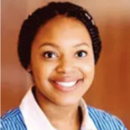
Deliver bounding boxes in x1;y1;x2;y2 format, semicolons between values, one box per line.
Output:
32;15;92;47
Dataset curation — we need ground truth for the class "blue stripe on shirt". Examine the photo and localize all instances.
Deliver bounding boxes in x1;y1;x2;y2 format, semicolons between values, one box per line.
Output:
1;108;27;130
1;106;127;130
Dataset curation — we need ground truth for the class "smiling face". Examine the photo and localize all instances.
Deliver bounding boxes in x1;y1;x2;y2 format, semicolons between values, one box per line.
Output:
29;15;95;106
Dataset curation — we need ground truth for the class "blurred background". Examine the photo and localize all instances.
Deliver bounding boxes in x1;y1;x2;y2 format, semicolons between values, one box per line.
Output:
1;0;130;129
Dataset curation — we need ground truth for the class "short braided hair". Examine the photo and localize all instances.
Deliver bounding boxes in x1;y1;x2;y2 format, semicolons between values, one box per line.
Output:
18;1;102;70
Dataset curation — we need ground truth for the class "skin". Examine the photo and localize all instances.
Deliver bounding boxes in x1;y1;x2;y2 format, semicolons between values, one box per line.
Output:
28;15;95;130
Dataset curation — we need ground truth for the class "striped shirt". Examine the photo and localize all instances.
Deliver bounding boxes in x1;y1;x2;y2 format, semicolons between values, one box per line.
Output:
1;88;127;130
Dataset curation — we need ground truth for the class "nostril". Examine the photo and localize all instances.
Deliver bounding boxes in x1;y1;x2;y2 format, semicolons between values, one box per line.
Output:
56;65;76;74
56;62;74;74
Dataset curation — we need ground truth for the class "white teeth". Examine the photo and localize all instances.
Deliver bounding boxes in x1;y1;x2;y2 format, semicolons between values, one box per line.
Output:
56;81;77;87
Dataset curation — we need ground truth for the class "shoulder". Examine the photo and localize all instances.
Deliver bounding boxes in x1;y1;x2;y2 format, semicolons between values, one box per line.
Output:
87;106;127;130
1;107;27;130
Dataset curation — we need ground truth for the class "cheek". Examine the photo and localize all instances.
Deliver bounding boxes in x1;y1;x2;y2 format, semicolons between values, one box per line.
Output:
32;61;56;81
84;53;95;76
83;64;95;77
79;55;95;72
79;57;95;81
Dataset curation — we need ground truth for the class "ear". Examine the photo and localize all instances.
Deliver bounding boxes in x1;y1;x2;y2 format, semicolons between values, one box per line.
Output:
26;65;32;73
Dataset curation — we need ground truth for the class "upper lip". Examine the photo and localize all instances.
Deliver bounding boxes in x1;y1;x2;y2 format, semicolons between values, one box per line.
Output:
50;77;83;82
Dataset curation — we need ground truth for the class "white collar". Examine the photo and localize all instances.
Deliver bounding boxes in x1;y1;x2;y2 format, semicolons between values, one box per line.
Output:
20;87;97;130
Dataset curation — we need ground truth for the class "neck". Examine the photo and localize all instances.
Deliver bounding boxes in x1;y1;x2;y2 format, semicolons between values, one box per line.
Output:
34;87;82;130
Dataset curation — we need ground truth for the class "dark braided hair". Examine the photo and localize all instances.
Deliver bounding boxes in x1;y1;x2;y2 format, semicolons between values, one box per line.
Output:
18;1;102;70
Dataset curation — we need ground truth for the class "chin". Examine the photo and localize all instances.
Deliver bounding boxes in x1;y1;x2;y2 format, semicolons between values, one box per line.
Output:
50;95;81;107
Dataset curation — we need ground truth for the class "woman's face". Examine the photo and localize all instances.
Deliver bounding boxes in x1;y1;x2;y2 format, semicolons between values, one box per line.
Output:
29;16;95;106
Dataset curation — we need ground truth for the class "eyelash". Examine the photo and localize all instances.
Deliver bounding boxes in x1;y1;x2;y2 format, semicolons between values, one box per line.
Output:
42;50;88;59
43;51;58;59
75;50;88;58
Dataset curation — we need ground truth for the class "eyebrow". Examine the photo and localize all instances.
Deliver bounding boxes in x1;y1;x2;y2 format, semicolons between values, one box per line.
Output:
73;42;89;47
39;42;89;48
39;42;59;48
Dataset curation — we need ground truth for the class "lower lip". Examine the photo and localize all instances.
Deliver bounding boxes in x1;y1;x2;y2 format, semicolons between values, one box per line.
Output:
50;79;83;93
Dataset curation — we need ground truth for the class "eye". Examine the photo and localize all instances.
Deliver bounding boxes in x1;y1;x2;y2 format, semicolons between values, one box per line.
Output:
75;50;87;58
43;51;57;59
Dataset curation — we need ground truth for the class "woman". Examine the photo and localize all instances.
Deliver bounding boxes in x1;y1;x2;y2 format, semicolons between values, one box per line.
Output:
1;1;127;130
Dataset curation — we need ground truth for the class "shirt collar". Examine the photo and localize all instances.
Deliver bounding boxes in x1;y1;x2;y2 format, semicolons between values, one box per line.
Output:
20;87;97;130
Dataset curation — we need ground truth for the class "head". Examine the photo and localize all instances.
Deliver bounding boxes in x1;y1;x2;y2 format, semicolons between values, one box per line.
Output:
18;2;102;106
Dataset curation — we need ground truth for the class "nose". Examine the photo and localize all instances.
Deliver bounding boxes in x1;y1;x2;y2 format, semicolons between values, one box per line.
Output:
56;57;75;74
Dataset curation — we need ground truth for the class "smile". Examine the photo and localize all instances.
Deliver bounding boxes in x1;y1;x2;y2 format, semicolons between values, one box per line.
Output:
51;79;83;92
55;81;77;88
